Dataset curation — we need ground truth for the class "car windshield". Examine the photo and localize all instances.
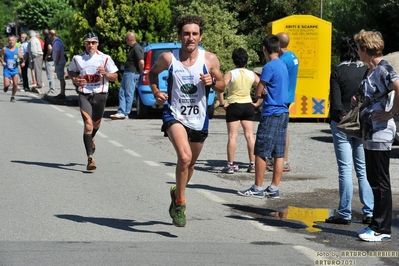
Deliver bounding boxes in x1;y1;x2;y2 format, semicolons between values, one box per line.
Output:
149;49;176;66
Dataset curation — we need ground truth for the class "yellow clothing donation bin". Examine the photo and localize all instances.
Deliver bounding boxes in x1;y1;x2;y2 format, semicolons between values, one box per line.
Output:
267;15;332;118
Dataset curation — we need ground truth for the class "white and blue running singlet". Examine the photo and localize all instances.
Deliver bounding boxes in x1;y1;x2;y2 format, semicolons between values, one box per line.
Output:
163;49;211;131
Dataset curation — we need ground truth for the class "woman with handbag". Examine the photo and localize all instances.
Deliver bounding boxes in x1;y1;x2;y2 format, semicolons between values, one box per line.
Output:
326;36;373;226
354;30;399;242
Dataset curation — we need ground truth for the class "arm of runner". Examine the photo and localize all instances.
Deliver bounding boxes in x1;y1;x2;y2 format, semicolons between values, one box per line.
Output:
202;51;225;93
149;52;171;103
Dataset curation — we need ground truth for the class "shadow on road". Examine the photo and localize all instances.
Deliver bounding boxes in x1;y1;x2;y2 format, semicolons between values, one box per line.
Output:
55;214;177;238
224;203;308;230
11;160;86;173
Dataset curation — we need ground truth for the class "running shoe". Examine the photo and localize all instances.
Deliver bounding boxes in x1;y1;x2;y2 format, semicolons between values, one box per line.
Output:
356;227;369;235
221;165;234;174
110;113;126;120
172;203;186;227
10;96;15;103
169;185;176;219
246;164;255;173
237;185;265;198
87;157;96;171
358;228;391;242
265;186;280;199
283;162;291;172
266;162;291;172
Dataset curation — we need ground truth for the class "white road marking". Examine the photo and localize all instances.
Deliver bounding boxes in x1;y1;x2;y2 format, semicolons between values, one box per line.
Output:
124;149;142;157
65;113;74;118
96;132;108;139
293;245;316;262
143;161;160;166
108;140;124;147
241;215;278;232
51;105;64;112
196;189;226;203
166;173;175;179
29;93;43;100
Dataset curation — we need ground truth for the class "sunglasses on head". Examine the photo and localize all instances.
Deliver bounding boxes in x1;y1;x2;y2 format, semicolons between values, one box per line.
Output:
85;41;98;45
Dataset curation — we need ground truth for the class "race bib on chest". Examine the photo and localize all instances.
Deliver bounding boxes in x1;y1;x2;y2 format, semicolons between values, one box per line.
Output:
7;59;16;69
81;66;102;88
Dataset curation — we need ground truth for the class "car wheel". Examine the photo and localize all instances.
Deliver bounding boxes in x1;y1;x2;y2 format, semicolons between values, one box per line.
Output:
208;104;214;119
136;93;148;119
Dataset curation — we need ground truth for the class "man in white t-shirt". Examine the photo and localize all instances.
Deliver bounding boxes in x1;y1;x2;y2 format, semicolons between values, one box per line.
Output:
67;32;118;171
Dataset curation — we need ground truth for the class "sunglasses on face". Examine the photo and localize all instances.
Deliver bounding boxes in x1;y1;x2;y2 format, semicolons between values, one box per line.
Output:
85;41;98;45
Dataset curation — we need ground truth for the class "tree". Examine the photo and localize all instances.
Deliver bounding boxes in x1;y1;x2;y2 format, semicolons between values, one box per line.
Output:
0;0;18;43
16;0;74;32
173;1;258;73
70;0;171;103
364;0;399;53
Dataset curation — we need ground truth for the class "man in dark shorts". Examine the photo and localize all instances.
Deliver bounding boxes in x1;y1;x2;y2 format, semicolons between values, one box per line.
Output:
67;32;118;170
0;35;25;102
266;32;299;173
148;15;225;227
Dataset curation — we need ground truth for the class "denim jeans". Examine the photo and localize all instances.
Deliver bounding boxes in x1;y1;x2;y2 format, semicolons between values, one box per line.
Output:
330;120;373;219
117;71;140;116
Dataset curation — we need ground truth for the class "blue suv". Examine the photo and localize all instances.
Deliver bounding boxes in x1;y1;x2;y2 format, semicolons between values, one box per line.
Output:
134;42;215;119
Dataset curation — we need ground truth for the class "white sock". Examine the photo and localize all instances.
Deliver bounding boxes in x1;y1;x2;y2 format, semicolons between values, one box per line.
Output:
269;185;278;191
254;185;263;191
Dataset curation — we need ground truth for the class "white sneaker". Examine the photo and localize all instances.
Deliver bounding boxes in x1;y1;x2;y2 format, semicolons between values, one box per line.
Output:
356;227;369;235
358;228;391;242
237;185;265;198
110;113;126;120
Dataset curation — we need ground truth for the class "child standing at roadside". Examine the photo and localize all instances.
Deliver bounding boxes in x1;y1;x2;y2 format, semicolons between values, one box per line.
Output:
238;34;289;198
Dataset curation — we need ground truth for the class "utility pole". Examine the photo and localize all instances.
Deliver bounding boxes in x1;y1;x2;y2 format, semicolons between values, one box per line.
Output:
320;0;323;19
14;11;18;36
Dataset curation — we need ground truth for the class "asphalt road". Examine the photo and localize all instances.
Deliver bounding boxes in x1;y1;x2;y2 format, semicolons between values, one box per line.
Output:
0;70;398;265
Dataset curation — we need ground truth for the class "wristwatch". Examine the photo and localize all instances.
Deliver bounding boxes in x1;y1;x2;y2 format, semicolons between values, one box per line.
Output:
211;77;216;86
